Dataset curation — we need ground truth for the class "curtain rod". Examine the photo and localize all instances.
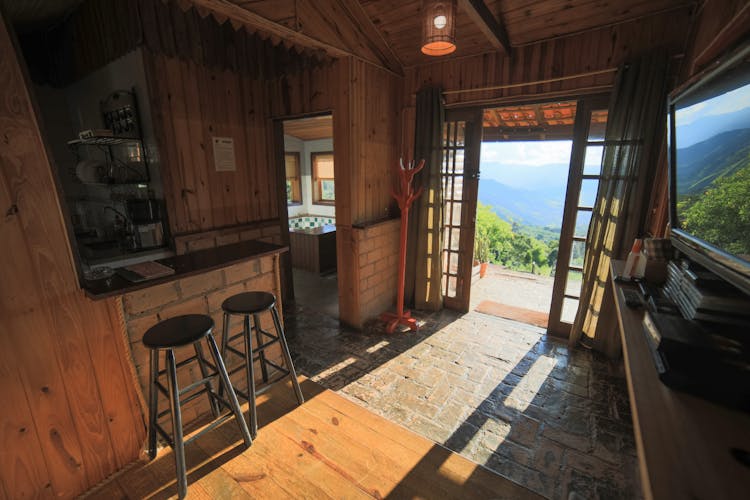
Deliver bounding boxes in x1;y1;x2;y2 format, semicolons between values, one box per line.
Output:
442;68;618;96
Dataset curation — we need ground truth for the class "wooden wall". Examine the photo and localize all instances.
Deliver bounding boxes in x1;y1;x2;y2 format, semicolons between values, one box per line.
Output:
0;13;145;498
402;7;693;116
144;49;281;235
272;58;402;326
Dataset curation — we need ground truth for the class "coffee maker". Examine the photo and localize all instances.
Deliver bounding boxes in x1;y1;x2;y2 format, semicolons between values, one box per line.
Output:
127;199;165;249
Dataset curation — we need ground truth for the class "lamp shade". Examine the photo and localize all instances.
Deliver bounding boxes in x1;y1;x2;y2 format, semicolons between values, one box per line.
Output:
421;0;456;56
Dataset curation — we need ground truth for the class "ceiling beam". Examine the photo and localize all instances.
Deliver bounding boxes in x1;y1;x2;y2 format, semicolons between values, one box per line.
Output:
188;0;349;57
187;0;403;75
336;0;403;75
458;0;511;55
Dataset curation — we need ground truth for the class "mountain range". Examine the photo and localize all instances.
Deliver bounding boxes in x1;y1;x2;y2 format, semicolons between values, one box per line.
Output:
676;127;750;196
478;177;598;227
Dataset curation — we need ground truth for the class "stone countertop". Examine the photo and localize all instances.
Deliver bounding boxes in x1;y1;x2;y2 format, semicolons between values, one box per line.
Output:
82;240;288;300
288;223;336;236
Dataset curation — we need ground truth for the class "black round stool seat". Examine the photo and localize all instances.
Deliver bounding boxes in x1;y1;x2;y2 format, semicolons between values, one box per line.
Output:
143;314;214;349
221;291;275;314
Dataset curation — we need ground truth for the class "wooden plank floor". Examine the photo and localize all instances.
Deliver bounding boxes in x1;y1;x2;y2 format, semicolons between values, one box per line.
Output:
84;378;540;499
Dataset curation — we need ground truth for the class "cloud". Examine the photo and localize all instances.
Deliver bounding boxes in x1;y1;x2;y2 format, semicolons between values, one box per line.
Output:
480;141;572;167
677;83;750;125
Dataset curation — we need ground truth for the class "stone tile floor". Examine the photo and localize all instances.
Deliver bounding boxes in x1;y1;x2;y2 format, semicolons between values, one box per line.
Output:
284;302;642;499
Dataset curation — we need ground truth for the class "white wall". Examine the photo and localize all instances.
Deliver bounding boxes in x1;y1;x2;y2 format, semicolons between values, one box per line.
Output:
284;135;335;218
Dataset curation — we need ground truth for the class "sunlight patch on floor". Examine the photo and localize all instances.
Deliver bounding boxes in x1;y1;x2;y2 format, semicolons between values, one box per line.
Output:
366;340;390;353
506;355;556;411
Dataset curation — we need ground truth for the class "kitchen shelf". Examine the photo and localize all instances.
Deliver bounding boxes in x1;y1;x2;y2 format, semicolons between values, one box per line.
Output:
68;136;141;146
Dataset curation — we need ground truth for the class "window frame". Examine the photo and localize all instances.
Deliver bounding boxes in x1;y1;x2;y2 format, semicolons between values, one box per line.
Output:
285;151;302;205
311;151;335;205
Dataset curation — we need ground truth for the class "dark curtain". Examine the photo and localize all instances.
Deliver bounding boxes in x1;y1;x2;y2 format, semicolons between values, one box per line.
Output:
570;52;671;356
405;86;445;310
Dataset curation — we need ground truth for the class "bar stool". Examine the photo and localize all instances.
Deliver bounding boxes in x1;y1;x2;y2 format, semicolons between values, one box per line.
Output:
143;314;252;499
220;291;304;437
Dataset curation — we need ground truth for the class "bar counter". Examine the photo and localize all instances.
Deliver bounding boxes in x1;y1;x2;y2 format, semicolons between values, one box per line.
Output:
93;240;288;429
83;240;287;299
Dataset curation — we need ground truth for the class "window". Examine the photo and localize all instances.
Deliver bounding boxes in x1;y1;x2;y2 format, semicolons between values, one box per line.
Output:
285;152;301;204
312;152;335;204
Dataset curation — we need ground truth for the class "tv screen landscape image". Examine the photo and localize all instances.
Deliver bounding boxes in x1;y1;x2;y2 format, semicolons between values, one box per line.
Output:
670;48;750;288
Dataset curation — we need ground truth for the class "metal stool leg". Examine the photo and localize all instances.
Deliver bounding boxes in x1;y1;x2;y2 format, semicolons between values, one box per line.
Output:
253;313;270;383
206;332;252;449
271;306;304;405
244;314;258;438
218;311;231;400
165;349;187;499
147;349;159;459
194;341;219;418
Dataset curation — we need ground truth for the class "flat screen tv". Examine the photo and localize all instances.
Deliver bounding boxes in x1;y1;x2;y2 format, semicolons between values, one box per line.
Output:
668;42;750;296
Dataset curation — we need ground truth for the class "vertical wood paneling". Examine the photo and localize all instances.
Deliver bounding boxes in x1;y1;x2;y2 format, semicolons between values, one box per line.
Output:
404;9;692;109
145;50;282;235
0;13;145;498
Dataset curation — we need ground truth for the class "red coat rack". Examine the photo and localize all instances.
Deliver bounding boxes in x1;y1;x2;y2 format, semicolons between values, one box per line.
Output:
380;158;425;333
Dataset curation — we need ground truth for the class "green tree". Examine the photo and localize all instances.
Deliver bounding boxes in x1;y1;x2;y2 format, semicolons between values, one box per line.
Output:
474;202;556;274
682;165;750;258
476;202;514;264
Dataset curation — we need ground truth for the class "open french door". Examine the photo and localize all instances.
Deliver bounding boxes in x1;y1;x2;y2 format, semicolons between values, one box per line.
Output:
441;109;482;312
547;96;610;337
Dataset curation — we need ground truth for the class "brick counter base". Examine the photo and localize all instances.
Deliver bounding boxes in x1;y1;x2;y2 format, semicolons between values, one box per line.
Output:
118;254;284;430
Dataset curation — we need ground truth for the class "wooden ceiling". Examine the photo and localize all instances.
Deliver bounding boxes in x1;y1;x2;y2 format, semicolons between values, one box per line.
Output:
483;102;608;140
172;0;697;75
284;115;334;141
359;0;695;67
5;0;697;75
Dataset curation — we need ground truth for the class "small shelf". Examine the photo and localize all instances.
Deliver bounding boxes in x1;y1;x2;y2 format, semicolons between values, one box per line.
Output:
68;136;141;147
77;180;150;187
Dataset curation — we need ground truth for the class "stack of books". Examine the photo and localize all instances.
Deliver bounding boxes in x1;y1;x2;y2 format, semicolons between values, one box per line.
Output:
662;260;750;327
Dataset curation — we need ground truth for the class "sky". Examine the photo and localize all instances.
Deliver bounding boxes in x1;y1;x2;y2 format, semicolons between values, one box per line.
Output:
479;141;573;189
676;83;750;126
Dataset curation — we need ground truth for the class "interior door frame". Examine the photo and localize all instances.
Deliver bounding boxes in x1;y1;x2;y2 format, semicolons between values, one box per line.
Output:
272;110;334;305
442;108;482;312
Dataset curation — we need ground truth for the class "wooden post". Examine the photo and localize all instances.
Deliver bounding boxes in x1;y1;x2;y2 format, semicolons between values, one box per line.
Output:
380;159;425;333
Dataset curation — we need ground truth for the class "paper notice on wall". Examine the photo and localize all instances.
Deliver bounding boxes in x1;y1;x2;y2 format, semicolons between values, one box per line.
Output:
212;137;236;171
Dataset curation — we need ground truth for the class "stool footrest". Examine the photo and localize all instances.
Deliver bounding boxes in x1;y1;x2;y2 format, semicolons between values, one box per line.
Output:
233;370;291;401
154;409;243;451
154;372;217;399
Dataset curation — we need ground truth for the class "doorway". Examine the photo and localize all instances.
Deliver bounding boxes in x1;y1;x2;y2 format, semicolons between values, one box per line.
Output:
442;96;609;339
280;113;338;319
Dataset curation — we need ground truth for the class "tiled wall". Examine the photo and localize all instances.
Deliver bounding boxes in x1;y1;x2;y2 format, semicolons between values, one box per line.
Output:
118;255;283;428
289;215;336;229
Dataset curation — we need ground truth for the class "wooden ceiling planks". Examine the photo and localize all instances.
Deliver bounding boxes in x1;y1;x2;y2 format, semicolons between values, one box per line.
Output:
283;115;334;141
500;0;695;45
358;0;695;67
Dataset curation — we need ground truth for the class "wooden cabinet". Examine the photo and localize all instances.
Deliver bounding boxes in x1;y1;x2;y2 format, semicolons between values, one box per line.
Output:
289;225;337;274
611;260;750;499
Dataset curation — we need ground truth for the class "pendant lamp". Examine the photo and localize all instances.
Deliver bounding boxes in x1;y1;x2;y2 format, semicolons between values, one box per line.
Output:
421;0;457;56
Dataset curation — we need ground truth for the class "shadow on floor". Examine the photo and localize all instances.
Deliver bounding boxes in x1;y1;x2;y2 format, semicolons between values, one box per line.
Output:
284;305;641;499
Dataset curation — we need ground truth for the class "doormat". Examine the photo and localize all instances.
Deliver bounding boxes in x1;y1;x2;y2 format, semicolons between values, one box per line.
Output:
475;300;548;328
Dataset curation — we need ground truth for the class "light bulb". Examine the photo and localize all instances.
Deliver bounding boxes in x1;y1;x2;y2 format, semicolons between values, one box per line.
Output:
433;15;447;29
